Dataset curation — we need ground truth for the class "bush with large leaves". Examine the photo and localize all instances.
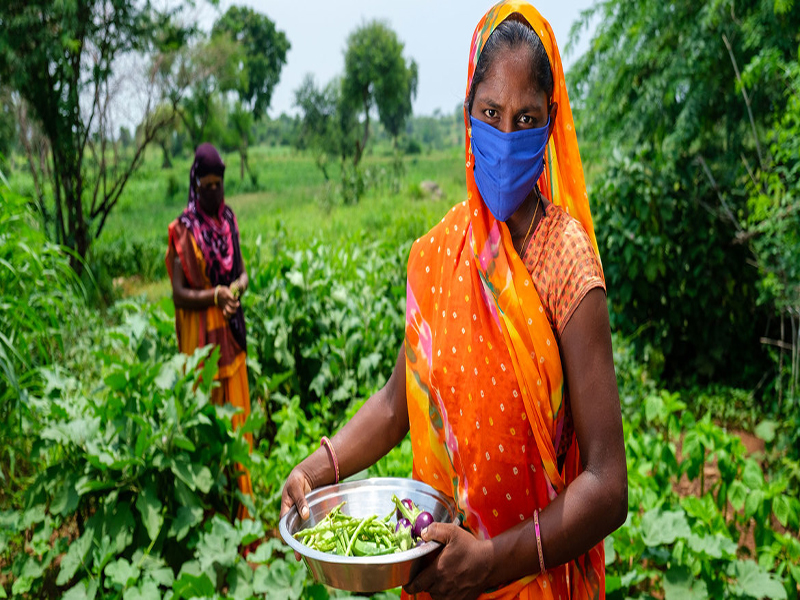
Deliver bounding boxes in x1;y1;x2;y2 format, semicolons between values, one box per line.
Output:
1;309;265;598
570;0;800;384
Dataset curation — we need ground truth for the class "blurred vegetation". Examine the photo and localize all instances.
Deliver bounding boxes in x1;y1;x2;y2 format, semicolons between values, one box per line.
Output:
1;0;799;597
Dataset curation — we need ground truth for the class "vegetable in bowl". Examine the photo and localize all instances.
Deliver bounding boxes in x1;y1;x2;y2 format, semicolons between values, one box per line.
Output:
294;495;435;556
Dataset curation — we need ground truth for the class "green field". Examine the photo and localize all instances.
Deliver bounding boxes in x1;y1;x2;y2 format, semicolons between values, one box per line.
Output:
2;143;799;600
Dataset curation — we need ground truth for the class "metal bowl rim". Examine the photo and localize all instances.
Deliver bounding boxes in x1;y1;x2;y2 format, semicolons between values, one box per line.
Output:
278;477;456;565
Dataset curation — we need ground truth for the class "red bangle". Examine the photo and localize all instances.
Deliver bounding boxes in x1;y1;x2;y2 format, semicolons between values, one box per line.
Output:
534;509;546;573
320;436;339;484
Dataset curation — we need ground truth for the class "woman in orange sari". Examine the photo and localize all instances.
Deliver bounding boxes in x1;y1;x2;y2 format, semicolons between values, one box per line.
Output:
167;142;253;521
281;2;627;598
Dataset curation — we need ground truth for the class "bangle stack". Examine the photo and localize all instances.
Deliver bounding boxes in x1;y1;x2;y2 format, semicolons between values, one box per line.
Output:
534;509;546;573
213;285;221;306
320;436;340;484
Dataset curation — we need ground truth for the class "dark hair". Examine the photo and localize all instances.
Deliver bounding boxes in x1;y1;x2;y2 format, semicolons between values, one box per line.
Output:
467;17;554;112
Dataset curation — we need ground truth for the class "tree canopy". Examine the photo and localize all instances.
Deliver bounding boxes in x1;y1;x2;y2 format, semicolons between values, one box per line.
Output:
211;6;289;182
212;5;290;121
569;0;800;383
342;20;418;160
0;0;192;265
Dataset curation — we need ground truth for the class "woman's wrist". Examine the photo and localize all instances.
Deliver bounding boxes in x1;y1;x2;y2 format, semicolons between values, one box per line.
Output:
303;446;338;490
213;285;221;307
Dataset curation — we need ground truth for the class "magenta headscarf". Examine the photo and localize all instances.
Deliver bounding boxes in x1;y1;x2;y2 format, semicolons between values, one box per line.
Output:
179;143;247;350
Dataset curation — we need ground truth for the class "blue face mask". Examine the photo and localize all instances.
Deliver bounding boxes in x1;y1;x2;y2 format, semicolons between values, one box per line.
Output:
470;115;550;222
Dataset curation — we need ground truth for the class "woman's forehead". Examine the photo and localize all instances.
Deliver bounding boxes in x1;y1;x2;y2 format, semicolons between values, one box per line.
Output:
199;174;222;184
476;49;547;103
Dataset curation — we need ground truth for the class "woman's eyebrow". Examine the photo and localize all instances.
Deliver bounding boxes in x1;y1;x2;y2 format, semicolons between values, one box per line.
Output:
476;97;502;109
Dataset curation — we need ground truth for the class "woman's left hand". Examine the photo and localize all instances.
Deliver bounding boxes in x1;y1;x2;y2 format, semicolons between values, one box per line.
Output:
403;522;491;600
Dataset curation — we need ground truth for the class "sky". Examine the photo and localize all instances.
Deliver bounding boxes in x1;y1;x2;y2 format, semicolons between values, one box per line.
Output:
200;0;599;118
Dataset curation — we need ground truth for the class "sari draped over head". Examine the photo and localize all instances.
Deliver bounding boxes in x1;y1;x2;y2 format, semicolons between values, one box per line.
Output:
404;2;604;598
169;143;247;353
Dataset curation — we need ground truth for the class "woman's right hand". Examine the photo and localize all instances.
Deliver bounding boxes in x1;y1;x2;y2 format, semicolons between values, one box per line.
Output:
281;465;316;560
280;465;314;521
216;286;240;318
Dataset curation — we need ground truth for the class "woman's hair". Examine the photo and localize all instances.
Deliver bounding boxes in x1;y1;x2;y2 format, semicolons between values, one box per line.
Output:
467;17;554;112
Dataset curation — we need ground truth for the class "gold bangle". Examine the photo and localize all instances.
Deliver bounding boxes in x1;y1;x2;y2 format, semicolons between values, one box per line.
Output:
214;285;221;306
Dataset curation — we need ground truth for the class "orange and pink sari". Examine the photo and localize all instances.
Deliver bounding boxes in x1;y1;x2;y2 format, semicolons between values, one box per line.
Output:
404;1;604;598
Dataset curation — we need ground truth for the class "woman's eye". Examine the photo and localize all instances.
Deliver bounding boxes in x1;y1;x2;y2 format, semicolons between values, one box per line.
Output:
484;109;498;119
518;114;533;125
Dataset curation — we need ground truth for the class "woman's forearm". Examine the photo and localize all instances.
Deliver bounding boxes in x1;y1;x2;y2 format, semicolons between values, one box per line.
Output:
483;466;627;588
172;285;217;310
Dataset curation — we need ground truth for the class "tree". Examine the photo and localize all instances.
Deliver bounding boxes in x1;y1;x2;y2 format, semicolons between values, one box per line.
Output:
294;74;359;183
0;1;196;266
212;6;289;181
569;0;800;383
0;89;15;161
0;0;195;268
342;20;418;164
168;34;246;152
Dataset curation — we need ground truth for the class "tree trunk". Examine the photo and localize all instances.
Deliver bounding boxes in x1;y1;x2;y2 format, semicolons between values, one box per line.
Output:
160;140;172;169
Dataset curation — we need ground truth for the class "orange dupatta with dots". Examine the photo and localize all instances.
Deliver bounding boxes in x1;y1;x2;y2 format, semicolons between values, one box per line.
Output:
403;2;604;598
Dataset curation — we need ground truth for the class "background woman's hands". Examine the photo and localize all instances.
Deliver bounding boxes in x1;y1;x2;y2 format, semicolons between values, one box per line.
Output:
403;522;491;600
216;286;240;319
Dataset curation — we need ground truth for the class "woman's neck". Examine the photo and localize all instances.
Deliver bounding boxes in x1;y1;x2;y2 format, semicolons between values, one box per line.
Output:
508;189;546;255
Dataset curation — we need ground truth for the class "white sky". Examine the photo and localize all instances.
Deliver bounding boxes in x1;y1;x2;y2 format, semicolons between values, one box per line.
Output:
201;0;599;118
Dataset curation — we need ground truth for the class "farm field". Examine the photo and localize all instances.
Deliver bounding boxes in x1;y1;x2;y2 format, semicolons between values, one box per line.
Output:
2;143;798;599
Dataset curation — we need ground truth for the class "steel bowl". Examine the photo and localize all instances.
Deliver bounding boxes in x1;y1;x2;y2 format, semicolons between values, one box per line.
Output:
279;477;457;592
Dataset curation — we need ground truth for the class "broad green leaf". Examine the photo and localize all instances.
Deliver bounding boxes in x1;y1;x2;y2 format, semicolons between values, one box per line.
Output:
237;518;265;546
604;536;617;566
168;456;195;490
227;561;254;600
105;501;135;555
57;526;94;585
104;370;129;391
742;459;764;490
192;464;214;494
173;479;202;509
286;270;304;287
254;559;306;599
245;538;290;564
12;556;46;595
728;480;747;511
168;505;203;541
196;516;239;570
144;566;174;588
727;560;787;599
686;533;737;559
154;361;177;390
644;393;663;423
754;420;777;444
172;572;216;598
773;495;791;528
664;566;709;600
641;508;691;547
50;473;80;516
135;484;163;542
93;535;115;573
122;580;161;600
745;490;765;520
171;432;196;452
61;579;99;600
105;558;141;589
75;476;117;495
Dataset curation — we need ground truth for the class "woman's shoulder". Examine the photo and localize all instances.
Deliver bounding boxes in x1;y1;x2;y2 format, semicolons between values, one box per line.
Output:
526;203;605;335
538;202;595;248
